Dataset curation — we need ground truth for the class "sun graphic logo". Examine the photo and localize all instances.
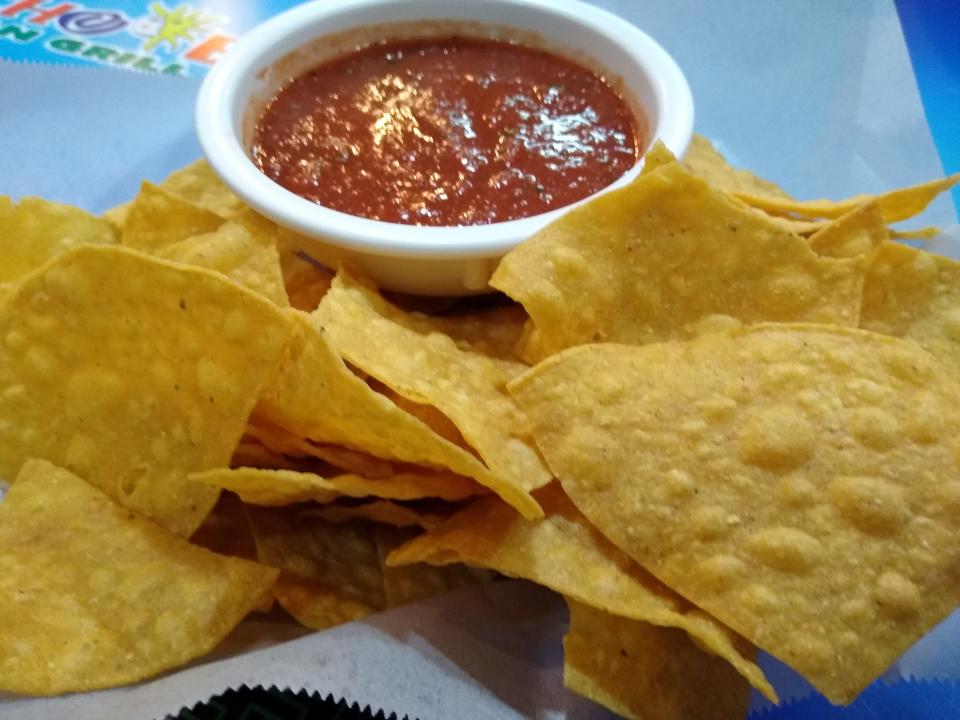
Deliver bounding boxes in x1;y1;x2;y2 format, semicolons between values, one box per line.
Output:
128;2;224;53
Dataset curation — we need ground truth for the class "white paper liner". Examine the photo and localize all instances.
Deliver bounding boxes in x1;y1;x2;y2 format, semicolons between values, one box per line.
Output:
0;582;615;720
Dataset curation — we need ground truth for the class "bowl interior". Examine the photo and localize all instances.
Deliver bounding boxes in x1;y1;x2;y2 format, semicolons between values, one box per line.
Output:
200;0;693;259
237;17;657;159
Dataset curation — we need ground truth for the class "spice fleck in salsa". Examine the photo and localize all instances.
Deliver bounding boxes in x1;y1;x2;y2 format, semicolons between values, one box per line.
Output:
252;37;643;226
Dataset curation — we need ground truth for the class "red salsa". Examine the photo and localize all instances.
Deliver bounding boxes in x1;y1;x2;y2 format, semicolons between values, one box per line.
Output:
252;37;643;226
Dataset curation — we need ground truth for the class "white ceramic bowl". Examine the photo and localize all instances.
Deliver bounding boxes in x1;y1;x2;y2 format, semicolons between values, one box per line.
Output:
196;0;694;295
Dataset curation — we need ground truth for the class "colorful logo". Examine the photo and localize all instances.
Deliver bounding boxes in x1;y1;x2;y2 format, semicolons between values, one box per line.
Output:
0;0;277;75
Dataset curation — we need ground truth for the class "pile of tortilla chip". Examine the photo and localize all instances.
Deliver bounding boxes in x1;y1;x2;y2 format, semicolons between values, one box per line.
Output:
1;139;958;719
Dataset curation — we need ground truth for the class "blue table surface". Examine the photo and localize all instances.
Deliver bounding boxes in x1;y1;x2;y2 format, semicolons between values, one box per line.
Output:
896;0;960;212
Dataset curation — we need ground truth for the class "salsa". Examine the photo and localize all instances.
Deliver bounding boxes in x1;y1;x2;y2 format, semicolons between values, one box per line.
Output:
252;37;643;227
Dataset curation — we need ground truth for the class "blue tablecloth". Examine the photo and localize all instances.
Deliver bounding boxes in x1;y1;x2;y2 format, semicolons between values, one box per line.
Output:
895;0;960;212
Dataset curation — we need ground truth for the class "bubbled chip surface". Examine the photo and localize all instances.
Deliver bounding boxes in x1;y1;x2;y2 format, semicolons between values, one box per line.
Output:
511;323;960;704
0;196;116;295
862;241;960;377
490;157;864;357
0;244;292;536
387;482;776;701
0;459;277;696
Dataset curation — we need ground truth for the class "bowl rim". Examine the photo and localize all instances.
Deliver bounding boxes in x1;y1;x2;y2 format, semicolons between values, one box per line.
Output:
196;0;694;260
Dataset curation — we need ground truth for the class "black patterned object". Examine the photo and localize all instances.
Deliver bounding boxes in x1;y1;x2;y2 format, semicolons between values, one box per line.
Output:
174;686;402;720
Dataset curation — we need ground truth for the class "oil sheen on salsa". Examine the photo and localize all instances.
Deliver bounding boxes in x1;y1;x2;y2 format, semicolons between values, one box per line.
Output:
252;37;642;226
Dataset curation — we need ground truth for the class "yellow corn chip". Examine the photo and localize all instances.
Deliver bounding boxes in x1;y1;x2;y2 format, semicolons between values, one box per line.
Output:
232;439;302;471
254;310;542;519
159;159;246;218
371;380;470;448
890;226;941;241
318;500;448;529
0;244;292;535
191;492;274;612
564;599;751;720
388;483;775;701
230;206;282;242
316;271;551;497
277;231;335;312
808;202;888;258
121;181;224;252
0;196;116;293
763;215;832;235
102;200;131;230
511;324;960;704
735;173;959;222
158;221;288;306
490;157;863;356
640;140;677;174
246;421;397;478
413;303;531;362
861;241;960;376
648;142;821;239
0;459;277;696
684;134;791;199
246;504;385;629
375;526;493;607
191;493;259;560
514;318;546;365
192;466;482;505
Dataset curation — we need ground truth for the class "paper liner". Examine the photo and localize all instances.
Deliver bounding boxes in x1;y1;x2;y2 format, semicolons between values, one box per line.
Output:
0;582;612;720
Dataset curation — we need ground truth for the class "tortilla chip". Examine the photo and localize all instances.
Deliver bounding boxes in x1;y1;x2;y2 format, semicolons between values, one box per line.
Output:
190;492;260;560
808;202;888;258
371;380;470;447
375;526;493;607
121;181;224;252
511;324;960;703
192;466;482;505
640;140;677;174
890;226;941;241
253;310;542;519
0;459;277;696
490;157;863;357
102;200;131;230
0;244;292;535
683;134;791;199
388;483;775;701
763;216;832;235
412;303;531;363
276;232;335;312
246;421;397;478
318;500;449;529
513;319;546;365
861;241;960;376
245;504;385;629
735;173;960;222
231;439;301;471
159;159;246;218
0;196;116;293
639;139;819;236
564;599;751;720
316;271;551;497
158;221;288;306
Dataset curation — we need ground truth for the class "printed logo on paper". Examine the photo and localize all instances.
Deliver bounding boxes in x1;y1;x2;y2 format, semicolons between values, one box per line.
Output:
0;0;297;75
